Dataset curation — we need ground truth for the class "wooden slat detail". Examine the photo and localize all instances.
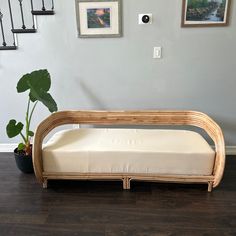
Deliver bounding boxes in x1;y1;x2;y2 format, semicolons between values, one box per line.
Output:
43;172;214;180
43;173;214;189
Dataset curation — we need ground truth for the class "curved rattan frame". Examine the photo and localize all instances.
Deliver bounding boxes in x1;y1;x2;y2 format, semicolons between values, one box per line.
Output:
33;110;225;192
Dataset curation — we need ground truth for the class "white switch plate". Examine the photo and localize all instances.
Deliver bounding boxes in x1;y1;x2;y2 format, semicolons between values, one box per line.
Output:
153;47;162;59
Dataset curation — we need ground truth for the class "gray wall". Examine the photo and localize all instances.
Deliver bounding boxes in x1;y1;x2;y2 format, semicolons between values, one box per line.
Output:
0;0;236;145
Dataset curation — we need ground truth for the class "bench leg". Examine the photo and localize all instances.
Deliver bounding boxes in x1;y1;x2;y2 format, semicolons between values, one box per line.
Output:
208;182;213;192
43;178;48;189
123;177;131;190
126;178;131;190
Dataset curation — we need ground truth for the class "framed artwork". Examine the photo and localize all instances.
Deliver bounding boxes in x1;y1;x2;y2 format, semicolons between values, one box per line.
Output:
181;0;231;27
75;0;122;38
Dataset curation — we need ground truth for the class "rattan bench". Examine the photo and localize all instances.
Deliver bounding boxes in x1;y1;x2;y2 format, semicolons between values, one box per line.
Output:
33;110;225;192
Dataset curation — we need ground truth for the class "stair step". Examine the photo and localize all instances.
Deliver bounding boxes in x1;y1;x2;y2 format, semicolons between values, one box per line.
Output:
0;46;17;50
12;29;37;34
32;10;55;15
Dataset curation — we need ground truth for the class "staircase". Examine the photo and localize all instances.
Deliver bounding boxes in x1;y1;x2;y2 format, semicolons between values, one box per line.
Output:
0;0;55;50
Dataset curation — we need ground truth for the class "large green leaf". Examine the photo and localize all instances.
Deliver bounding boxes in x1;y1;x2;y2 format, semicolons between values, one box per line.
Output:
39;92;58;113
29;91;37;102
28;69;51;93
17;69;51;94
6;120;24;138
29;87;58;112
16;69;57;113
17;73;31;93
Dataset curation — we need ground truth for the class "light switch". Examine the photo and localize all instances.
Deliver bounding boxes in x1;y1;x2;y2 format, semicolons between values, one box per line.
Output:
153;47;162;59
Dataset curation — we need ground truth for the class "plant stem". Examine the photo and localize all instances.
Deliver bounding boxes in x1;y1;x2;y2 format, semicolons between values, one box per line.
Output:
20;132;27;143
28;101;38;128
25;97;31;144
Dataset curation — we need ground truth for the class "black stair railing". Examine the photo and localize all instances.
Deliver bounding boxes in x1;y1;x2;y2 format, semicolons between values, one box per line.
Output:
52;0;54;11
30;0;35;29
0;0;55;51
0;11;7;46
0;9;17;50
42;0;46;11
9;0;36;33
19;0;26;29
31;0;55;15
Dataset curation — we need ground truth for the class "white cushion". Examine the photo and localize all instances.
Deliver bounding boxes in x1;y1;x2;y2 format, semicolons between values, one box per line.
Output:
42;129;215;175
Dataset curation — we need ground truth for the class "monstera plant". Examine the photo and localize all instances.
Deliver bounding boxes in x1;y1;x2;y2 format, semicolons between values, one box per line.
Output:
6;69;58;173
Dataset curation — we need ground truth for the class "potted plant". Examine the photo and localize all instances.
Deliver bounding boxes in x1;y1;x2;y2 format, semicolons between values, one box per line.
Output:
6;69;58;173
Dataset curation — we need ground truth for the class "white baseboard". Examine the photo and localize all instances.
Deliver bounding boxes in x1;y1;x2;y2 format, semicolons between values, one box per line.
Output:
0;143;236;155
0;144;17;153
225;146;236;155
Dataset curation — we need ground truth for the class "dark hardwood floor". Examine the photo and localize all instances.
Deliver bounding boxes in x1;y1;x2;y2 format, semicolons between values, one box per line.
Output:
0;153;235;236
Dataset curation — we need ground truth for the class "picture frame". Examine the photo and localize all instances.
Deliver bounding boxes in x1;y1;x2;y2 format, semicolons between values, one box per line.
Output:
75;0;122;38
181;0;231;27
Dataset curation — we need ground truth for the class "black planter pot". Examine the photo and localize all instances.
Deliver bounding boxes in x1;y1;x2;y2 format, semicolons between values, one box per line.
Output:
14;148;34;174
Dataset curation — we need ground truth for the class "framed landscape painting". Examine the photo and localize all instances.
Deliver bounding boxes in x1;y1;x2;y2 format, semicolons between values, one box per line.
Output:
181;0;231;27
75;0;122;38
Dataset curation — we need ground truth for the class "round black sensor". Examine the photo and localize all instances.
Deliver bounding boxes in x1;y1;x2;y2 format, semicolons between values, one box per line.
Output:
142;15;150;23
